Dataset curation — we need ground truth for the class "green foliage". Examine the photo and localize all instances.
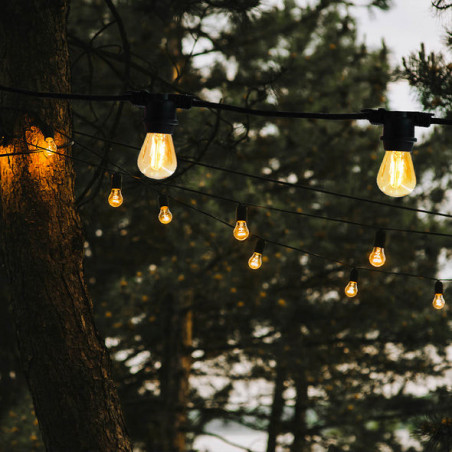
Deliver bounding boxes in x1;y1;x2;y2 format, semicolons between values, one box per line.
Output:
414;414;452;451
56;0;452;449
1;0;451;451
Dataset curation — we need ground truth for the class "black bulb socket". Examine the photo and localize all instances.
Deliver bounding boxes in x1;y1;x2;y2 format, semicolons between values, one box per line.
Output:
236;204;247;222
435;280;443;295
381;111;417;152
350;268;358;283
374;229;386;248
111;173;122;190
254;238;265;255
159;194;169;208
144;94;178;135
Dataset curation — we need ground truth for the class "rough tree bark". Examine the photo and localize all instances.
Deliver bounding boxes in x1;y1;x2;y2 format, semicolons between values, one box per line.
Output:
266;347;287;452
290;372;309;452
0;1;132;450
159;290;193;452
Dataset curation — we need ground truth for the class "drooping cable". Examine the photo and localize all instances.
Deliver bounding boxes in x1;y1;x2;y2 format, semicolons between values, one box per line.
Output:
12;135;452;283
70;129;452;223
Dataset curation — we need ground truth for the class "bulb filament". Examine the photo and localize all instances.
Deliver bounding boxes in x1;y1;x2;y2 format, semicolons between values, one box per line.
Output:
369;247;386;267
44;137;57;157
108;188;123;207
233;221;249;241
138;133;177;179
344;281;358;298
158;206;173;224
248;252;262;270
432;293;445;310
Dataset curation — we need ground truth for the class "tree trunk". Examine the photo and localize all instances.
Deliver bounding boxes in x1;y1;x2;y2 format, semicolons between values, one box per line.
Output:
159;290;192;451
0;1;132;450
266;351;286;452
290;373;309;452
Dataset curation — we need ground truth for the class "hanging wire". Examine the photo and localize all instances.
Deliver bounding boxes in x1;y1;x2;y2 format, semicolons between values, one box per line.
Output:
1;84;451;124
24;134;450;283
1;111;450;283
6;132;452;240
69;129;452;221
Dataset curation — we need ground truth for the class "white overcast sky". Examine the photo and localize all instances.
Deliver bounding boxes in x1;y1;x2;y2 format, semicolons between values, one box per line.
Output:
353;0;450;110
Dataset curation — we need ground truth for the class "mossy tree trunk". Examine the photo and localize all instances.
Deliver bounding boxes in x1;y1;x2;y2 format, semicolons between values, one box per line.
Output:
0;1;132;450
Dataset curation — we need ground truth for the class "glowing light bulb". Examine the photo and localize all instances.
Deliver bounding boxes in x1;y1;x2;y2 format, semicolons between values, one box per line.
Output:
108;173;123;207
248;239;265;270
377;151;416;197
233;205;249;241
108;189;123;207
344;268;358;298
345;281;358;298
248;252;262;270
159;206;172;224
369;230;386;267
369;247;386;267
234;221;249;240
432;281;445;310
43;137;57;157
158;195;172;224
433;293;445;310
137;133;177;180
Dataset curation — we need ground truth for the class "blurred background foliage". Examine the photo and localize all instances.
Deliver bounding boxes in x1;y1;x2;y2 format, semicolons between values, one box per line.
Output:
1;0;451;450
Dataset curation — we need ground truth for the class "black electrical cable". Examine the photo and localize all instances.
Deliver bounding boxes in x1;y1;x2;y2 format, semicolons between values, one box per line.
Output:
11;137;452;239
177;157;452;220
431;117;452;126
166;193;451;282
191;98;368;120
0;150;42;157
0;83;130;102
23;136;452;282
70;129;452;220
1;85;451;125
158;182;452;239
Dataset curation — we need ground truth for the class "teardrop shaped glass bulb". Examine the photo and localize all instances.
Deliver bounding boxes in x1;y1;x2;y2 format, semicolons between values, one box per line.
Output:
248;252;262;270
377;151;416;197
432;293;445;310
158;206;173;224
108;188;123;207
369;247;386;267
44;137;57;157
233;221;249;241
344;281;358;298
137;133;177;180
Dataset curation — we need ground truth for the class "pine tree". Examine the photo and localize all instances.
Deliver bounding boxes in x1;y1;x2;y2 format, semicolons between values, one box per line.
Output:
1;1;451;451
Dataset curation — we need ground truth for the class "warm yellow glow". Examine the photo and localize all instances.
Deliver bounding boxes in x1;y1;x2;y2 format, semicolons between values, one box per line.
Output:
377;151;416;197
369;247;386;267
432;293;445;310
233;221;249;241
43;137;57;157
108;188;123;207
158;206;173;224
248;252;262;270
137;133;177;179
344;281;358;298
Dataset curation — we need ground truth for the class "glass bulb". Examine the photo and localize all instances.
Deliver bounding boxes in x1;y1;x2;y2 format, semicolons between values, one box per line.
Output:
41;137;57;157
158;206;173;224
432;293;445;310
377;151;416;197
137;133;177;180
248;252;262;270
233;221;249;241
369;247;386;267
108;188;123;207
344;281;358;298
